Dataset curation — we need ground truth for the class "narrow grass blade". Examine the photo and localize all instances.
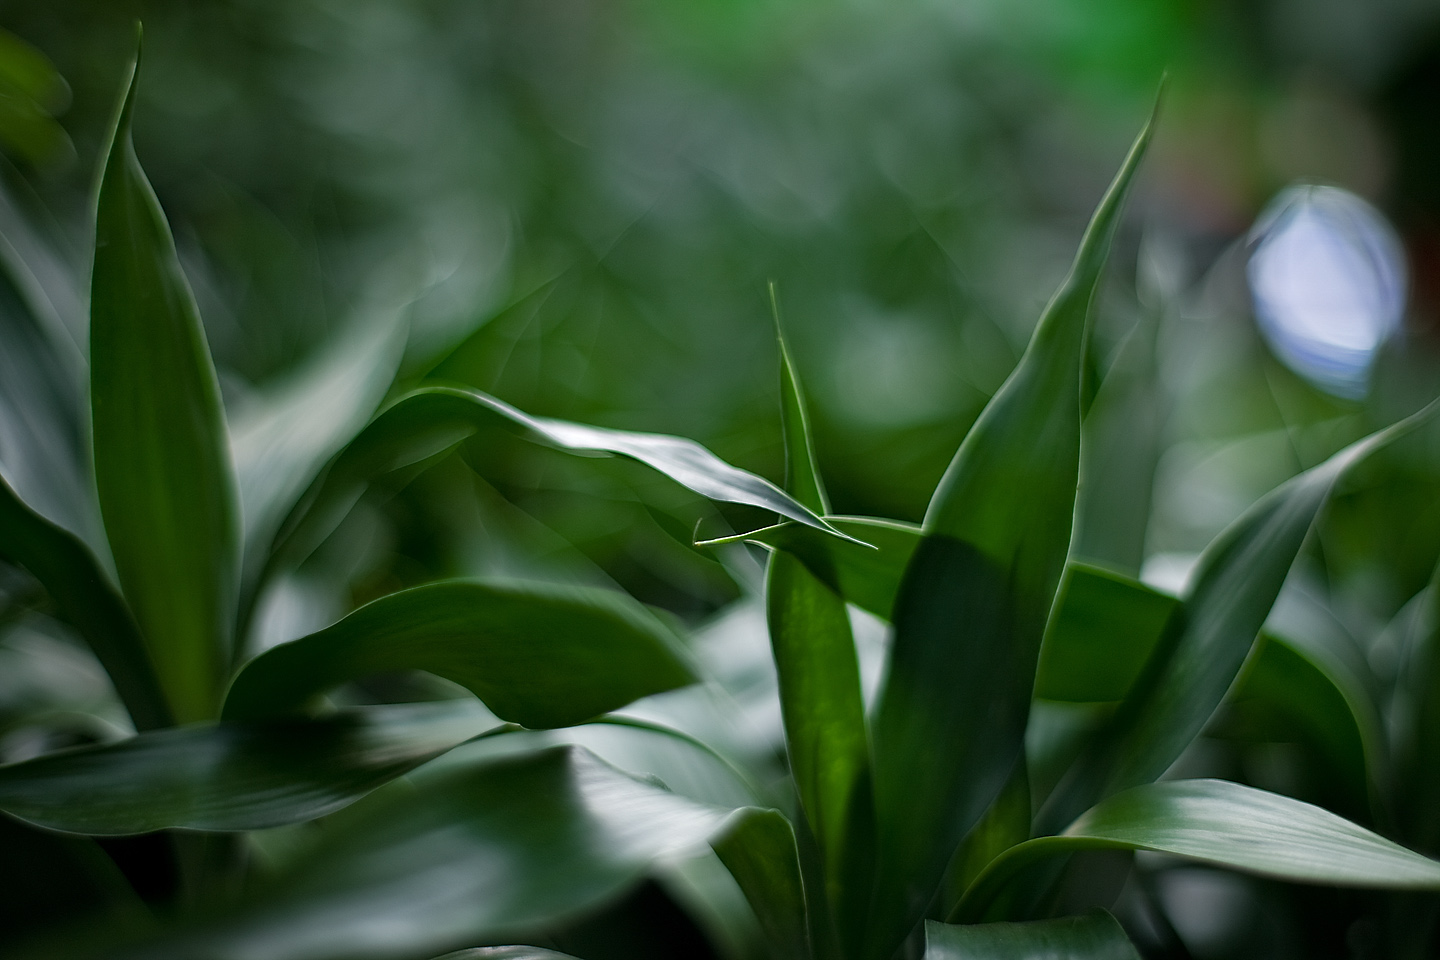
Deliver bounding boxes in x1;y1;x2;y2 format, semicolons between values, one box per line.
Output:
0;472;170;730
957;779;1440;922
925;911;1139;960
712;807;811;960
0;700;496;835
772;281;829;515
861;106;1156;957
1040;403;1438;834
224;579;696;727
89;45;239;723
124;747;732;960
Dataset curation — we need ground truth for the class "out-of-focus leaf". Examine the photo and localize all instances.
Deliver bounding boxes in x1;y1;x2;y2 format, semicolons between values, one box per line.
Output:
712;807;810;960
89;49;240;723
925;910;1139;959
1396;569;1440;853
0;699;497;835
0;28;72;169
231;301;407;585
704;516;919;622
1034;565;1178;703
273;385;861;572
125;746;732;960
860;107;1156;958
431;950;583;960
0;473;170;731
957;779;1440;922
224;579;696;727
1040;403;1437;833
773;282;829;516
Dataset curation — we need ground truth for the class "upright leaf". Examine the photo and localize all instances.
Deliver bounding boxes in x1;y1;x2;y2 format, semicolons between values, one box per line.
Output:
957;779;1440;922
772;282;829;515
860;107;1156;958
1040;405;1436;834
712;807;811;960
0;699;497;835
90;47;239;723
925;911;1139;960
224;579;696;727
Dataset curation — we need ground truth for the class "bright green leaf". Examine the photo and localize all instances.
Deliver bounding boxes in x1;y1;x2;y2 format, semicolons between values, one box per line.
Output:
861;105;1156;958
958;779;1440;922
224;579;696;727
89;46;240;723
925;910;1139;960
712;807;811;960
0;699;496;835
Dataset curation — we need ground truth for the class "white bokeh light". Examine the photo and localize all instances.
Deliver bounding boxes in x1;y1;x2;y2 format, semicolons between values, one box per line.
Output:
1247;185;1407;398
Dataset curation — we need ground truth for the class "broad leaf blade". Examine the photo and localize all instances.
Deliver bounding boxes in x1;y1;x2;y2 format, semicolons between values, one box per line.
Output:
90;49;240;723
712;807;811;960
958;779;1440;921
0;699;496;835
126;746;732;960
224;579;696;727
1041;404;1437;833
862;108;1156;957
925;911;1139;960
0;472;170;730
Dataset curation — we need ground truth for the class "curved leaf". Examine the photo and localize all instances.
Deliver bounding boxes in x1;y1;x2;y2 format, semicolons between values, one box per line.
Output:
0;699;496;835
125;746;732;960
772;282;829;516
432;950;583;960
712;807;811;960
861;105;1156;958
957;778;1440;922
224;579;697;727
0;472;170;730
925;910;1139;960
90;46;240;723
1040;402;1438;833
273;385;862;572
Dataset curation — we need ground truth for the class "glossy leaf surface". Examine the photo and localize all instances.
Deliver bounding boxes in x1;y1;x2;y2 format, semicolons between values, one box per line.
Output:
131;746;731;960
958;778;1440;921
0;699;496;835
712;807;811;960
861;107;1155;957
925;911;1139;960
89;50;239;723
224;579;696;727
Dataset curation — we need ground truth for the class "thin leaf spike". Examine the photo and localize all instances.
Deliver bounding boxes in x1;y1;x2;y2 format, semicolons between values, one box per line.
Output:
771;281;829;514
90;37;240;722
862;99;1157;958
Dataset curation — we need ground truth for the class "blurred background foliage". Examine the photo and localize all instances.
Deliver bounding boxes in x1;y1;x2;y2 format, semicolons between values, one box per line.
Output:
6;1;1440;956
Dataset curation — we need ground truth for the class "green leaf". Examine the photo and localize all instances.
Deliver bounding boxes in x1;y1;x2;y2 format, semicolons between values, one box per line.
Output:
0;699;496;835
861;106;1156;958
1034;564;1178;703
925;910;1139;960
224;579;696;727
957;779;1440;922
0;472;170;730
712;807;811;960
431;950;583;960
1396;568;1440;852
89;46;240;723
126;746;732;960
274;385;863;572
772;281;829;515
1040;403;1438;834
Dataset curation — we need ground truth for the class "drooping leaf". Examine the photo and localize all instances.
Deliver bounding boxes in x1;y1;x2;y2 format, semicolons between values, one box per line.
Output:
224;579;696;727
957;778;1440;922
89;46;240;723
712;807;811;960
124;746;732;960
1040;403;1437;834
925;910;1139;960
860;106;1157;958
766;549;870;935
0;699;497;835
273;385;862;573
1034;564;1178;703
0;472;170;730
772;281;829;515
230;300;407;586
